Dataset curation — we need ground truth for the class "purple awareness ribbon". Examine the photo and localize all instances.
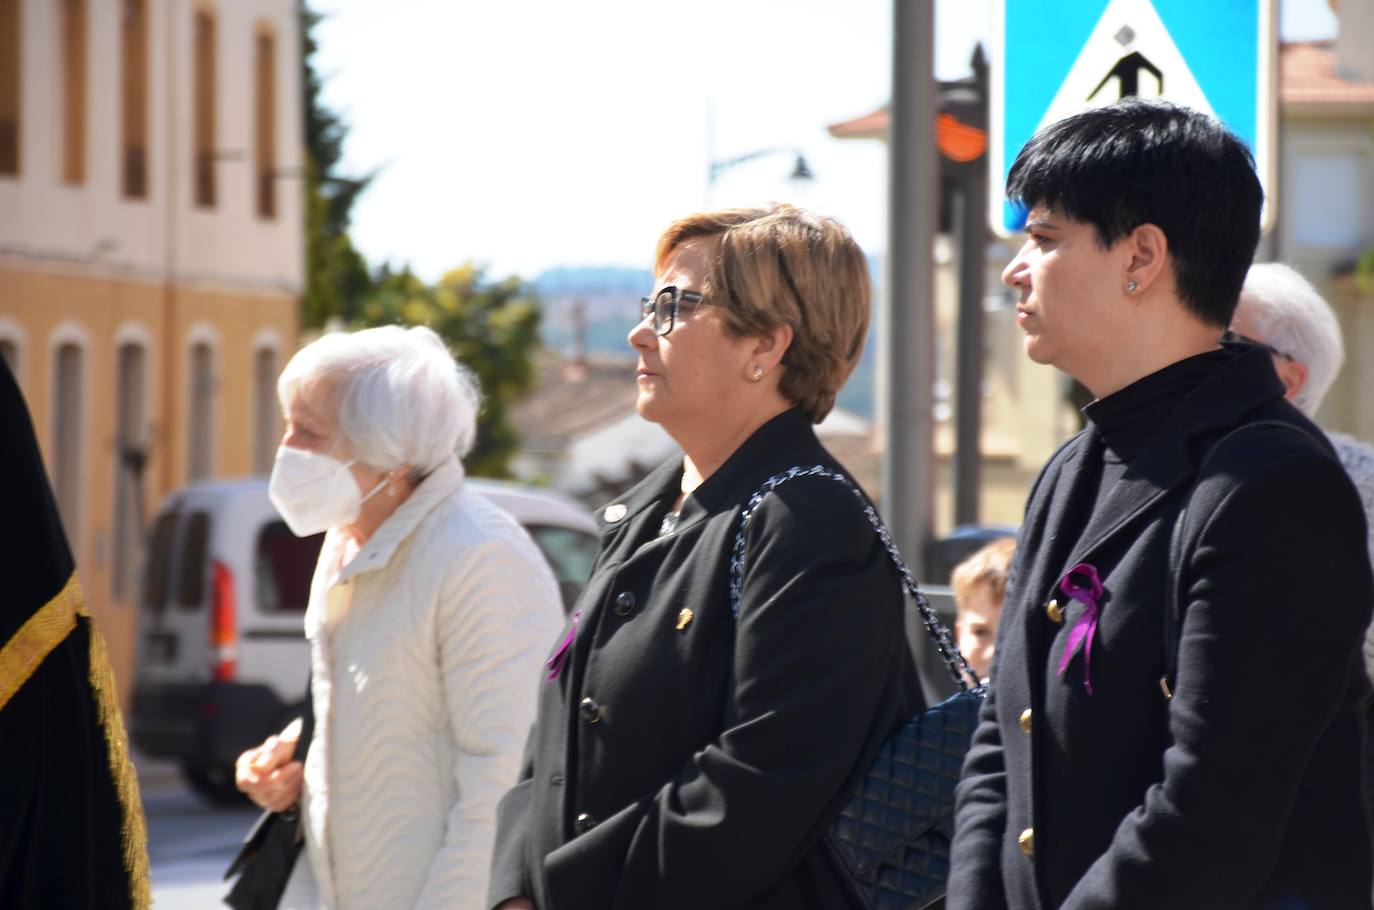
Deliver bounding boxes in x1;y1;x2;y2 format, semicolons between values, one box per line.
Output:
545;610;580;681
1056;563;1104;695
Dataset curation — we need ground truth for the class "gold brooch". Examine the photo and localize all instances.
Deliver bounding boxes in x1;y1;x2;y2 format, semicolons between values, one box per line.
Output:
675;608;694;631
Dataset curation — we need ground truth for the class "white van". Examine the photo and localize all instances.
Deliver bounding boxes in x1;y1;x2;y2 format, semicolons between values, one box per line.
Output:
129;476;598;803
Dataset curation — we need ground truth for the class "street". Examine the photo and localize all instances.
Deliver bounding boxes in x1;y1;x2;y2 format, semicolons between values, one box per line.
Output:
140;754;258;909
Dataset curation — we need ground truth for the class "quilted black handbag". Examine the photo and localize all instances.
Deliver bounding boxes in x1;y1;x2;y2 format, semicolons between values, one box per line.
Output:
730;466;987;910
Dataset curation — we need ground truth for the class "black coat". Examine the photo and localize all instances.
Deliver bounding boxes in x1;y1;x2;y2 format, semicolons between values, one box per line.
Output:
489;408;923;910
0;359;147;908
949;347;1374;910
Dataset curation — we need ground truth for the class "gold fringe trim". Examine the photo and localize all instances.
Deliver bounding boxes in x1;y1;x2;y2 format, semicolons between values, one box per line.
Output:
0;573;151;905
0;573;80;713
83;598;153;910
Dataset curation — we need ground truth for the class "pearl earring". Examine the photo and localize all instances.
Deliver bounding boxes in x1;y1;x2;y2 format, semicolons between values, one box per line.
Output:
751;365;764;382
1126;280;1139;292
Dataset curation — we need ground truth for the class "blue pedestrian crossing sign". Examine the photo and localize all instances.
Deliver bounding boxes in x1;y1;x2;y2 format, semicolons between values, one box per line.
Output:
991;0;1277;235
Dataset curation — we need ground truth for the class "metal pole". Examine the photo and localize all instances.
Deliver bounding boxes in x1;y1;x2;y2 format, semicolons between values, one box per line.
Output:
883;0;937;578
952;175;986;527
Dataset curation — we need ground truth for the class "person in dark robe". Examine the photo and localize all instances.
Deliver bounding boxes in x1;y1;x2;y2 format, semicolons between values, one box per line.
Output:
0;357;151;909
948;99;1373;909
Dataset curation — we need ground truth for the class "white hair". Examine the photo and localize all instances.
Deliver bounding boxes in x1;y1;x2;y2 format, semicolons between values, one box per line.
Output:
277;325;481;474
1239;262;1344;417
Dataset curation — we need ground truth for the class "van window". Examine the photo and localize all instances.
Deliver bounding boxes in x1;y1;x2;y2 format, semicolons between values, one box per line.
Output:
176;511;211;608
526;524;598;587
255;520;324;613
142;509;178;612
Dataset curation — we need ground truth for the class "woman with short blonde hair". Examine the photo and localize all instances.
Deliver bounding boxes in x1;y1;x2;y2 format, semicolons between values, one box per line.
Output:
490;204;923;910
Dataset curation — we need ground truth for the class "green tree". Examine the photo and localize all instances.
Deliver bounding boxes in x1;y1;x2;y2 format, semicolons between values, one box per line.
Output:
360;264;542;478
1358;248;1374;291
300;4;372;328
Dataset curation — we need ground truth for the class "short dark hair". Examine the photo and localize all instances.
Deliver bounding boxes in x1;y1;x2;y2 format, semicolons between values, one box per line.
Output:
1006;99;1262;327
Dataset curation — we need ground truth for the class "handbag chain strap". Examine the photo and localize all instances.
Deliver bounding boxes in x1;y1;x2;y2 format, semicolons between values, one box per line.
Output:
728;464;983;692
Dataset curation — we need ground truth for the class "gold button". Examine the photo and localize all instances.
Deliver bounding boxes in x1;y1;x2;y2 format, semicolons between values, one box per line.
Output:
1045;599;1064;624
1019;708;1032;734
1018;828;1035;856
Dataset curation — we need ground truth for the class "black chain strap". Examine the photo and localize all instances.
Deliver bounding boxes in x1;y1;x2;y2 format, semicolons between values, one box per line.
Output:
728;464;983;691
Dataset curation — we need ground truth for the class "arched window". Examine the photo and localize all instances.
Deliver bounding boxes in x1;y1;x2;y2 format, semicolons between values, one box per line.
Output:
252;344;279;474
188;339;216;480
0;0;20;176
121;0;148;198
193;7;216;206
0;338;17;373
254;25;276;218
52;341;85;541
113;340;147;599
60;0;87;184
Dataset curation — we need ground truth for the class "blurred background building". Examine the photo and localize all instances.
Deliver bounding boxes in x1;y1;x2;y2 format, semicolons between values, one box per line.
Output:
1272;6;1374;438
0;0;304;697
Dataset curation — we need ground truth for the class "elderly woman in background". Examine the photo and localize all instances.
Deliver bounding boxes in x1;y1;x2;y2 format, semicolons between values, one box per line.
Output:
490;204;923;910
235;325;564;909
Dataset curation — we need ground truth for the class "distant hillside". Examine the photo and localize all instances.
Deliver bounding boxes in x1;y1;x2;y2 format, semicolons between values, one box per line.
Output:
531;266;654;296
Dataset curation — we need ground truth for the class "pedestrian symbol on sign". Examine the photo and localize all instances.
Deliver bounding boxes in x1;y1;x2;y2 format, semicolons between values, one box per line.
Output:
1089;49;1164;101
991;0;1276;235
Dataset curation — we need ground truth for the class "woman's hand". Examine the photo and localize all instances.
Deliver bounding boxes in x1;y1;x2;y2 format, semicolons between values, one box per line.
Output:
495;900;535;910
234;732;303;812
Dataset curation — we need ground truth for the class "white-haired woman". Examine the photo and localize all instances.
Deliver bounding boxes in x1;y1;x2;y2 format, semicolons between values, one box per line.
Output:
235;325;564;909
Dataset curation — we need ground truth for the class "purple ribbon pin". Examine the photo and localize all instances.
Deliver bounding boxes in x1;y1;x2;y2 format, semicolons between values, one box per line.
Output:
1056;563;1104;695
546;610;580;681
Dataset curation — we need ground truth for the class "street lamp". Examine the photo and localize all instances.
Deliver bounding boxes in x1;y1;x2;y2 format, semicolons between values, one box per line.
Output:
705;147;814;206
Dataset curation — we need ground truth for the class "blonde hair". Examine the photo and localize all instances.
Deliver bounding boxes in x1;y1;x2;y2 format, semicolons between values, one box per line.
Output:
655;204;871;422
951;537;1017;609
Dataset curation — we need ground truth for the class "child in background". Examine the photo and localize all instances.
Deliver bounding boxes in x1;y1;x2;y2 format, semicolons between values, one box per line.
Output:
951;537;1016;682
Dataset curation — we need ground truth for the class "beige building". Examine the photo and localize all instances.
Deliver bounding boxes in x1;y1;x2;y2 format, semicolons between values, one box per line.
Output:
1270;20;1374;438
0;0;304;696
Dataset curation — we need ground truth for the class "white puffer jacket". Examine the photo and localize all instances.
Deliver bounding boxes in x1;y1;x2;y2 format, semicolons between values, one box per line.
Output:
291;456;563;909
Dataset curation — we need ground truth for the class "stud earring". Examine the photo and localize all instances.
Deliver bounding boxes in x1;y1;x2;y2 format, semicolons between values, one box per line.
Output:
1126;280;1139;292
751;365;765;383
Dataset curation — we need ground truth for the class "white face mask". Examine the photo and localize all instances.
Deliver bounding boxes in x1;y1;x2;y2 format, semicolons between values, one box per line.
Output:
268;445;389;537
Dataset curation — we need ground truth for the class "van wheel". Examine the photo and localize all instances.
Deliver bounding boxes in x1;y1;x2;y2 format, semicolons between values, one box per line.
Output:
181;762;247;806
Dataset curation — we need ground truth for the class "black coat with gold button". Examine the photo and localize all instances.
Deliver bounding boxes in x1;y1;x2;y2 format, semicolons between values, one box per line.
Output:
948;348;1374;910
488;408;923;910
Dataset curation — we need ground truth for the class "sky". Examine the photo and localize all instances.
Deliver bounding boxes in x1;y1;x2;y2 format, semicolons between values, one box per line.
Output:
311;0;1339;283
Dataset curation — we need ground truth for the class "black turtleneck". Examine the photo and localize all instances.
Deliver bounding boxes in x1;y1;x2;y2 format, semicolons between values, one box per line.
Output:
1085;347;1235;463
1065;347;1236;549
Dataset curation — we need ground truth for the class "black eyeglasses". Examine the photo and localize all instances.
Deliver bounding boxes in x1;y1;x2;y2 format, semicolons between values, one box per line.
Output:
1221;329;1295;362
638;286;705;337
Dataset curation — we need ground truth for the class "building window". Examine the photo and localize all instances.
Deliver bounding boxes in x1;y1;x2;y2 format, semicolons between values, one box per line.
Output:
254;27;276;218
0;338;17;373
113;342;147;599
188;341;215;480
53;342;85;541
1291;153;1364;250
60;0;87;184
193;8;216;207
121;0;148;199
0;0;20;176
252;346;278;474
